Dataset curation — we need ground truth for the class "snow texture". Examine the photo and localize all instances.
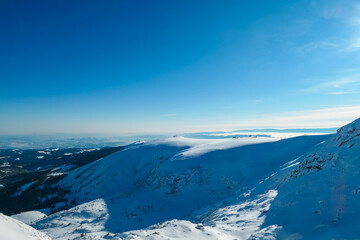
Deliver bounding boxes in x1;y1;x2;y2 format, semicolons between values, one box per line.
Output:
12;211;47;225
0;213;50;240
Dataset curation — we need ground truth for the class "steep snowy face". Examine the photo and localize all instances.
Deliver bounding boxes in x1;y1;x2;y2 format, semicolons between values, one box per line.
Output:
257;118;360;239
0;213;50;240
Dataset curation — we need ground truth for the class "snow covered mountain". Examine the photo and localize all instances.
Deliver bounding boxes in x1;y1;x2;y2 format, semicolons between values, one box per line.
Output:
6;118;360;239
120;117;360;239
252;117;360;239
60;136;328;232
0;213;50;240
29;133;328;239
0;146;124;216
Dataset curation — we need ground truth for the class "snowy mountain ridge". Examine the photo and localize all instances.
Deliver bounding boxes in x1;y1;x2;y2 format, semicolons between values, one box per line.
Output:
6;118;360;239
30;133;329;239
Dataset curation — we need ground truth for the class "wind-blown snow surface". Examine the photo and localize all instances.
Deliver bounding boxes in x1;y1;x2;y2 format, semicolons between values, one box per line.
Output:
32;135;330;239
0;213;50;240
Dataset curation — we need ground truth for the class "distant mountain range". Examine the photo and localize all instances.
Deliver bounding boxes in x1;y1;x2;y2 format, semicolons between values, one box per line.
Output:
0;127;337;150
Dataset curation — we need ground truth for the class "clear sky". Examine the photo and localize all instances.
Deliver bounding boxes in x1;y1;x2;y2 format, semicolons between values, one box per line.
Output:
1;0;360;135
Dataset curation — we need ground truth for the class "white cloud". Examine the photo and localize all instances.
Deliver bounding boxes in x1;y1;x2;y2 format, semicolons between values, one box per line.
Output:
313;41;340;48
300;74;360;94
347;37;360;52
196;106;360;131
328;90;360;95
262;106;360;127
304;1;360;53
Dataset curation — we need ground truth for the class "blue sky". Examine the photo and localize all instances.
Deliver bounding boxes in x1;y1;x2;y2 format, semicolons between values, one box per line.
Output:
1;0;360;135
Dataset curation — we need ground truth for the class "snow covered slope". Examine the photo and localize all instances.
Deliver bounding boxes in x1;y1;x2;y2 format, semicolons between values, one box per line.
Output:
118;118;360;239
251;117;360;239
0;213;50;240
31;134;329;239
12;211;47;225
60;136;281;202
60;136;328;232
34;199;108;240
